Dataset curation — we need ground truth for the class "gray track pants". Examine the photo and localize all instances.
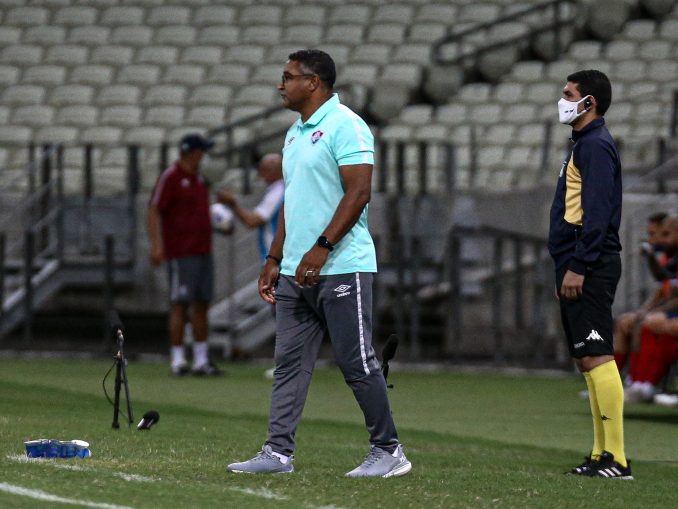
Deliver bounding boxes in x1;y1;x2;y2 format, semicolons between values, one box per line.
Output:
266;273;399;456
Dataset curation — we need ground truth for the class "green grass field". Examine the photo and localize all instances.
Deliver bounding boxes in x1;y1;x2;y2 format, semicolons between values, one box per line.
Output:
0;357;676;509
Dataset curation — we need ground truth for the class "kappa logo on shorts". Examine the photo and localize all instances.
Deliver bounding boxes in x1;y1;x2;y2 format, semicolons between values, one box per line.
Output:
586;329;604;341
334;284;351;297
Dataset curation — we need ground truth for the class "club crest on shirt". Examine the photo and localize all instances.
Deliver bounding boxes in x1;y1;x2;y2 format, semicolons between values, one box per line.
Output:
311;130;324;144
181;178;191;188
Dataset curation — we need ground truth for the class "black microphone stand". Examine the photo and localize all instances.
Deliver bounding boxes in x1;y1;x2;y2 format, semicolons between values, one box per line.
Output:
111;320;134;429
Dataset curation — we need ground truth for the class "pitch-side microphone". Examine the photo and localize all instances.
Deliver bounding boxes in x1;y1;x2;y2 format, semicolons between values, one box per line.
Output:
108;310;125;343
137;410;160;430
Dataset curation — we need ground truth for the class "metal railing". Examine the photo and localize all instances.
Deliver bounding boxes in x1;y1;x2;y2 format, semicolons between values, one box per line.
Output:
434;0;577;64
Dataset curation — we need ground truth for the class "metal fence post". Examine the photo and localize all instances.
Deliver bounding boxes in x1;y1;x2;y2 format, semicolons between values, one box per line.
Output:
23;230;34;344
377;140;388;193
395;233;407;346
0;233;5;330
444;229;462;359
514;237;524;331
395;142;405;194
159;142;169;175
445;143;457;193
409;235;422;360
492;236;504;364
39;144;52;254
56;144;64;263
418;141;427;195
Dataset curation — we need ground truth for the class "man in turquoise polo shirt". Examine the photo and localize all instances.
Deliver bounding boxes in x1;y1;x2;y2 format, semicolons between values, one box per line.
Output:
227;49;411;478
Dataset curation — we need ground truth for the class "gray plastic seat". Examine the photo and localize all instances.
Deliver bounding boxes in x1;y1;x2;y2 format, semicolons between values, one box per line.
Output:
163;65;205;85
265;45;302;64
470;104;503;125
44;46;88;66
459;4;501;23
91;46;134;66
2;85;45;105
117;65;160;86
147;6;190;26
622;20;657;41
391;44;431;64
206;64;251;86
509;61;545;83
368;23;406;44
143;85;187;106
188;85;232;106
136;46;178;65
282;25;323;45
96;85;141;106
399;105;433;126
69;26;111;45
374;4;414;23
316;44;351;65
251;64;283;85
0;126;32;144
198;26;241;46
0;66;20;86
101;7;144;26
586;1;630;41
155;26;197;46
604;40;638;61
50;85;94;106
515;125;547;147
242;25;283;45
233;85;277;106
1;45;43;66
504;104;538;123
524;83;560;104
145;106;185;127
100;105;142;127
329;5;371;25
56;105;98;127
240;5;282;25
22;65;66;86
71;65;114;86
24;26;67;46
111;26;153;46
612;61;647;83
283;5;326;25
415;4;457;24
409;23;448;44
638;40;672;60
325;25;364;44
458;84;492;104
5;7;49;27
646;60;678;82
186;106;226;126
493;83;524;104
12;105;55;127
380;64;422;88
225;45;266;64
122;127;167;145
659;20;678;41
180;46;222;65
351;44;391;65
0;27;21;45
54;6;98;26
436;104;468;126
485;125;516;145
194;6;237;26
35;126;79;144
341;64;379;87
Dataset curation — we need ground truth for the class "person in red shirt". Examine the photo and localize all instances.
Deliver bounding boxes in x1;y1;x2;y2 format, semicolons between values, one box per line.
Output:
148;133;223;376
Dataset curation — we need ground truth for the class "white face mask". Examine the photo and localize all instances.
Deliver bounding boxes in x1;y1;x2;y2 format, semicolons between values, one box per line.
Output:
557;96;589;125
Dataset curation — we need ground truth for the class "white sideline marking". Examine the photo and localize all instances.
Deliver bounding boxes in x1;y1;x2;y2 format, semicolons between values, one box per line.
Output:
228;487;288;500
6;454;156;482
0;482;136;509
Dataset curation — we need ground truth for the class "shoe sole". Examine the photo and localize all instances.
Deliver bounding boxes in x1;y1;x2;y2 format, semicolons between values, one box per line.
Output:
227;469;294;474
382;460;412;478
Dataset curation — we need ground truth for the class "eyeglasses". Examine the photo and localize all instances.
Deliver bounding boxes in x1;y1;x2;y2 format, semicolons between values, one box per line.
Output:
280;73;316;84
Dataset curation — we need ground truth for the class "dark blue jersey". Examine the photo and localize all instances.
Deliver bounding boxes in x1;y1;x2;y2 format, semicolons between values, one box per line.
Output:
548;118;622;274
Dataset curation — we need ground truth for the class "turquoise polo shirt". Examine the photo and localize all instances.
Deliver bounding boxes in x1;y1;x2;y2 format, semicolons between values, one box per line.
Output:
280;93;377;276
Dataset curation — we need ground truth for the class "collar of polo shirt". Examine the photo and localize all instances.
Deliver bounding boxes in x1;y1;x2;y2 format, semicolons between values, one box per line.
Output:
296;93;340;128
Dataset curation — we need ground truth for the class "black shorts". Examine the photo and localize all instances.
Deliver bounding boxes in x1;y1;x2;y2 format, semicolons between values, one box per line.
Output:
167;254;214;304
556;254;621;359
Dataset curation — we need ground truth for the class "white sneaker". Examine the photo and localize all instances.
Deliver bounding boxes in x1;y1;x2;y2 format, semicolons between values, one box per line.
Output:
345;444;412;478
653;393;678;407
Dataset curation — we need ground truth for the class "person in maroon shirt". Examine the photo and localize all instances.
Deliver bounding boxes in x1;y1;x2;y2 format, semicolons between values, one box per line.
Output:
148;133;223;376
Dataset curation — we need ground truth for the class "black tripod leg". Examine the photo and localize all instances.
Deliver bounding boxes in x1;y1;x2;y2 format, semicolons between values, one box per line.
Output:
120;357;134;426
112;354;121;429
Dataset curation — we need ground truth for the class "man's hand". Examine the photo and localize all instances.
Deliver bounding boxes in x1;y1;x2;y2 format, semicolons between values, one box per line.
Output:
295;245;330;287
560;270;585;300
150;244;164;266
258;259;280;304
643;311;669;335
217;189;236;207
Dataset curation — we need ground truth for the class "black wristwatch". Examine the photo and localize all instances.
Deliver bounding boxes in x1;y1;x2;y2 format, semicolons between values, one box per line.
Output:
317;236;334;251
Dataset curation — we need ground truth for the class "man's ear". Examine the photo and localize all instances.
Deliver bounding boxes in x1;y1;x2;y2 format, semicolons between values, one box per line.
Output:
307;75;320;92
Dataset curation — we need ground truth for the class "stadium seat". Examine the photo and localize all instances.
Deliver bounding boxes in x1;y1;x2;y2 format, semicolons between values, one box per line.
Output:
240;5;282;25
415;3;457;24
44;45;88;66
586;0;630;41
282;25;324;45
0;66;19;86
266;45;303;64
100;7;145;26
283;5;326;25
90;45;133;65
315;44;350;65
374;4;415;23
122;126;166;145
35;126;79;144
605;40;638;61
227;105;268;124
70;65;114;86
504;104;538;124
392;44;431;64
341;64;379;87
69;26;111;45
12;105;55;127
0;27;21;45
622;20;657;41
251;64;282;85
198;26;241;46
117;65;161;86
5;7;49;27
80;126;122;144
194;6;237;26
111;26;153;46
22;65;66;86
2;85;45;105
351;44;391;65
136;46;178;65
325;25;364;44
144;85;187;106
24;26;67;46
485;125;516;145
145;106;185;126
207;64;250;86
459;4;500;23
1;45;43;66
515;125;547;147
188;85;231;106
425;63;464;104
0;126;32;144
368;24;406;44
233;85;277;106
242;26;283;45
225;45;266;64
524;83;560;104
53;6;98;26
627;82;658;99
458;84;492;104
96;85;141;106
155;26;197;46
162;65;205;85
182;46;223;65
638;40;672;60
477;146;505;171
398;105;433;126
50;85;94;106
147;6;191;26
380;64;422;88
436;104;468;126
659;19;678;41
612;60;647;83
493;83;524;104
408;23;448;44
508;61;545;83
647;60;678;82
56;105;98;127
329;5;371;25
100;105;142;127
379;125;412;141
469;104;502;126
186;106;226;126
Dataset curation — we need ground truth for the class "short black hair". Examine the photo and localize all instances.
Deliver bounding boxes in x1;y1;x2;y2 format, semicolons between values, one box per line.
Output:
648;211;668;224
566;69;612;116
288;49;336;89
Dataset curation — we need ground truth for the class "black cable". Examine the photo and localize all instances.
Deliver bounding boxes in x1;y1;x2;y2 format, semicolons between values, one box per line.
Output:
102;358;129;425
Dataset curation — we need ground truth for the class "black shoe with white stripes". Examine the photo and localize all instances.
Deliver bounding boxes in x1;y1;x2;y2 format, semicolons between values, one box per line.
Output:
585;451;633;480
567;453;596;475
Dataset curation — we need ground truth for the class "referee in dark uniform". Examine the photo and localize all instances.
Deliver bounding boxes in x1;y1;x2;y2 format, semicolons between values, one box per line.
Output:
548;70;632;479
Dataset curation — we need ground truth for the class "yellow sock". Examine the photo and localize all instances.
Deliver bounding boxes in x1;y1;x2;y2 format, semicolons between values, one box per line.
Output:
583;372;604;459
588;360;627;467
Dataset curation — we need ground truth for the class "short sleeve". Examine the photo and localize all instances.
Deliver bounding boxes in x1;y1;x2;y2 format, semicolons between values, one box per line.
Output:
332;113;374;166
150;170;174;211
